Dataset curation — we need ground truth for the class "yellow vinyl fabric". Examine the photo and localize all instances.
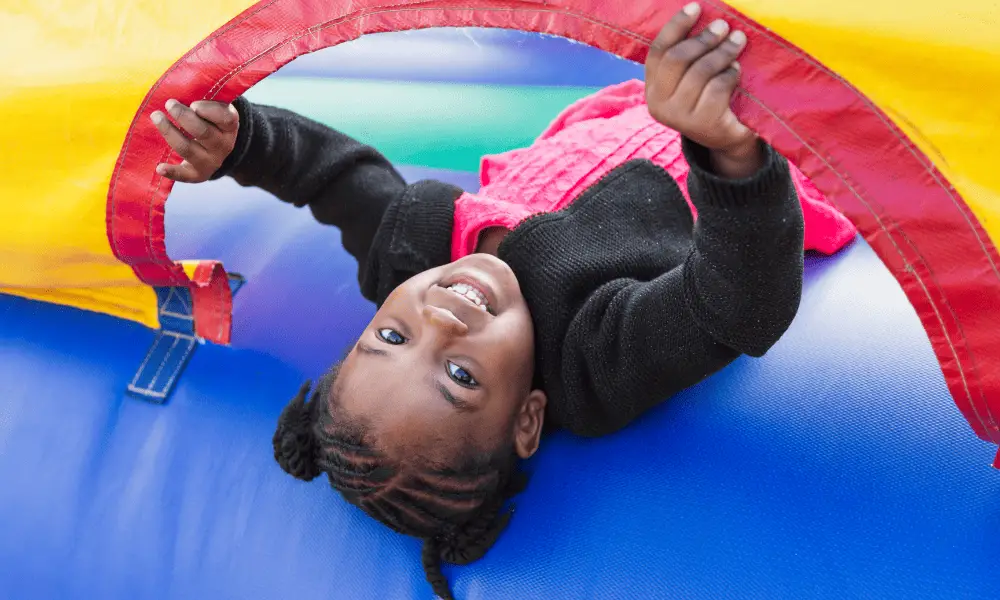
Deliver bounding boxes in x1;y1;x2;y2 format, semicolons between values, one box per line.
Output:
730;0;1000;240
0;0;258;329
0;0;996;330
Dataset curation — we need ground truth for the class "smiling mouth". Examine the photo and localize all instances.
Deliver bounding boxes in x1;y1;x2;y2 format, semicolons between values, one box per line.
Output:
444;281;493;314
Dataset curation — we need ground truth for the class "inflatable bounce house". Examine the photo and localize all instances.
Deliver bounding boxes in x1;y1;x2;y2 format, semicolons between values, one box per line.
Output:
2;0;999;598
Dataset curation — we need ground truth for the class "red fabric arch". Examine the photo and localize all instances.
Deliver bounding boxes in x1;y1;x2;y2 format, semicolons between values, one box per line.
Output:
106;0;1000;455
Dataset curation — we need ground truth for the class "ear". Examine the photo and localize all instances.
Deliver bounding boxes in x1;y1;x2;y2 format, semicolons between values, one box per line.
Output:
512;389;547;459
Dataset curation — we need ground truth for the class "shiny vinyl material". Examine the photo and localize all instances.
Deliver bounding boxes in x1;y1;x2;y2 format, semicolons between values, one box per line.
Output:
1;0;998;449
1;27;999;599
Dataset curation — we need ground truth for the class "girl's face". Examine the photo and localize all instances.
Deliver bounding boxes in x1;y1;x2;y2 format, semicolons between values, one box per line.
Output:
337;254;547;464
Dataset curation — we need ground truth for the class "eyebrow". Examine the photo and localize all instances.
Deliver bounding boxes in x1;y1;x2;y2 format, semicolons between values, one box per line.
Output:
356;342;475;412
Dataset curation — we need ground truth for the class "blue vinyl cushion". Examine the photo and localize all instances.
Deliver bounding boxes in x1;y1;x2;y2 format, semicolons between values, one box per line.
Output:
1;27;998;600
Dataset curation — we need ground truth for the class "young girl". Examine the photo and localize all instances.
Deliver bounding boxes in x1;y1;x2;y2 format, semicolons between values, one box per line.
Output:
152;5;853;598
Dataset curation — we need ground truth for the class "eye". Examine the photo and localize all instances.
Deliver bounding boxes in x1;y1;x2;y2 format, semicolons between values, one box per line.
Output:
447;361;478;388
376;328;406;345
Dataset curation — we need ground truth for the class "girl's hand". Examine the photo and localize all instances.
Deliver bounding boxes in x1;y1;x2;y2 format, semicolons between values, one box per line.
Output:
150;100;240;183
645;3;762;178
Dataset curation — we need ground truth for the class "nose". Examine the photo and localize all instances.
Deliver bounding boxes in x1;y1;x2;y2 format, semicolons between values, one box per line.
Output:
422;305;469;337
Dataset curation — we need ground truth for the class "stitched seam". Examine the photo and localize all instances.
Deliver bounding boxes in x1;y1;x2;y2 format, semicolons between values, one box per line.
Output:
154;333;194;396
696;0;989;425
121;2;995;283
204;5;651;97
737;89;987;430
108;0;285;262
114;2;995;280
698;0;999;280
107;0;992;427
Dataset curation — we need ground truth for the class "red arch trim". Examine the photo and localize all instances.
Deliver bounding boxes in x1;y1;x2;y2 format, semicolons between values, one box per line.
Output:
106;0;1000;453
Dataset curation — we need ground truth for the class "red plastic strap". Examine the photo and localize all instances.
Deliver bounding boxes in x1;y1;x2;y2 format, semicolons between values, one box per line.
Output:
105;0;1000;451
189;261;233;345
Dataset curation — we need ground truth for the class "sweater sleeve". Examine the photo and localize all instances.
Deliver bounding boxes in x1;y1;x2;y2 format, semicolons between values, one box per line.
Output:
212;97;461;303
561;139;804;436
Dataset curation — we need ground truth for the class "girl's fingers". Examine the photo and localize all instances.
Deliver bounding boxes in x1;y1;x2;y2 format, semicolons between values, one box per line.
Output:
697;61;741;116
646;2;702;73
676;29;746;111
151;111;202;161
155;160;203;183
164;99;235;155
150;111;217;177
191;101;239;134
649;19;731;109
697;63;752;144
166;99;214;140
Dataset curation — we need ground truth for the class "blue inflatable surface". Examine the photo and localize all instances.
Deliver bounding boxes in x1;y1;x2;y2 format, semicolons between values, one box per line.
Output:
2;28;999;600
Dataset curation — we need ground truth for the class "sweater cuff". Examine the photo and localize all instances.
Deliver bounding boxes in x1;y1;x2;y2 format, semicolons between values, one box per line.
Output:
210;96;255;180
681;137;790;208
360;180;457;306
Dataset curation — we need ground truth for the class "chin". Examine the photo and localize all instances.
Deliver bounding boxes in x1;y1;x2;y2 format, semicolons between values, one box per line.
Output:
457;252;512;272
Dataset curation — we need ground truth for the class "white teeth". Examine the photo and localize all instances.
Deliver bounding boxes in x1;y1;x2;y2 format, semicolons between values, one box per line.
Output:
446;283;490;312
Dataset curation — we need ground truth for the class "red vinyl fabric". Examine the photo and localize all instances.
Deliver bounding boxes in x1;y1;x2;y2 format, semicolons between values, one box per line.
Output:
105;0;1000;455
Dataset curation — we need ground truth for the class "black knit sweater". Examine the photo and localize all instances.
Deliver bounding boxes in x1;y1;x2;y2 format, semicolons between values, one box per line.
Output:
216;98;805;437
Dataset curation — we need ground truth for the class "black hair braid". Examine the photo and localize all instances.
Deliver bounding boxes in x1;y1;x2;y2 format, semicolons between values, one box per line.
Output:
273;366;530;600
421;538;453;600
272;380;322;481
421;472;528;599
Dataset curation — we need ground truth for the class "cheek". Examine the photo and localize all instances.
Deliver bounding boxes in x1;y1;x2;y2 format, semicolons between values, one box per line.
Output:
383;267;440;305
486;312;536;370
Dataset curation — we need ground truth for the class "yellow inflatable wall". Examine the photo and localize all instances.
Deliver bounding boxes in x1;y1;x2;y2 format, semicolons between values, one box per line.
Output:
1;0;998;445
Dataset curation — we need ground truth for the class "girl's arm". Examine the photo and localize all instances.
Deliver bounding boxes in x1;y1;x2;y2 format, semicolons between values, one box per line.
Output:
151;98;460;302
214;98;460;274
556;4;804;436
559;139;803;436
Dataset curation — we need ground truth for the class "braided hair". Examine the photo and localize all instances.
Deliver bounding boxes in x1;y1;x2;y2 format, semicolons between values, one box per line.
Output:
272;365;525;600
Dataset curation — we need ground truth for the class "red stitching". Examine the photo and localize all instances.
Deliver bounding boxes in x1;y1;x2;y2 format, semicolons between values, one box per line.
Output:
205;5;650;97
701;0;999;277
104;0;996;429
107;0;285;263
200;3;992;418
737;89;989;432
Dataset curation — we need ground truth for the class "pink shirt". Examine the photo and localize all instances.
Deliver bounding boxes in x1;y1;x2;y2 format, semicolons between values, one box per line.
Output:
451;79;855;261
